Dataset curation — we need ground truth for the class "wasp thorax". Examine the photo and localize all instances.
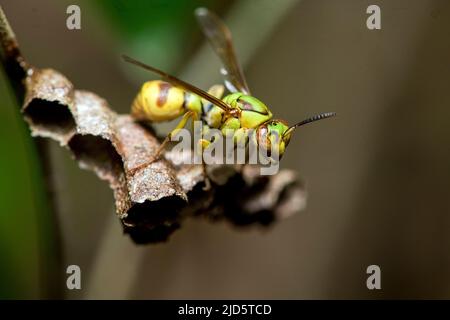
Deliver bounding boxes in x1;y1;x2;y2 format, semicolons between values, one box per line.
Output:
223;93;273;128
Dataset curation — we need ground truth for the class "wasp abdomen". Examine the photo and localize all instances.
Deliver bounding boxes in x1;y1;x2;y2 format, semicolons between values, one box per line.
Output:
131;80;202;122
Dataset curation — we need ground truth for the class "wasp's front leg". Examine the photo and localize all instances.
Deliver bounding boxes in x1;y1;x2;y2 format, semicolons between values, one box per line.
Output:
196;125;213;190
232;127;250;173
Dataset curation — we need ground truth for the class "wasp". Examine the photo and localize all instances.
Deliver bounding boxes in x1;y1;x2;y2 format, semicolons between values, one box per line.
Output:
123;8;335;175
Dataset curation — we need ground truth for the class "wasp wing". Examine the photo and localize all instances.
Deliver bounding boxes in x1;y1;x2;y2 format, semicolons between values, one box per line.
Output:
122;55;231;112
195;7;251;94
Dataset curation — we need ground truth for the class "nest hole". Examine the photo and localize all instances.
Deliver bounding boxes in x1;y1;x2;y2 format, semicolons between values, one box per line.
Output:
24;99;76;136
124;223;181;244
124;196;186;227
69;134;124;178
123;196;186;244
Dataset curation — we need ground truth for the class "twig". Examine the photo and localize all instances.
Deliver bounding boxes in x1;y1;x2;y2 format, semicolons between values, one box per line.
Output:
0;5;64;299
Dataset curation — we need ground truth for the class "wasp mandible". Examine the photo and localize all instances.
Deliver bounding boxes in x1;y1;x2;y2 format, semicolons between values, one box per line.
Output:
123;8;336;175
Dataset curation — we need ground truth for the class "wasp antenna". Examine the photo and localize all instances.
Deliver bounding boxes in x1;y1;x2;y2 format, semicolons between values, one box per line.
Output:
122;54;145;66
292;112;336;128
283;112;336;138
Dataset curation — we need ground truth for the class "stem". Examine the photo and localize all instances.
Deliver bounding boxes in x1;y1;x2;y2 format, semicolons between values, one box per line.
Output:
0;5;28;94
0;5;64;299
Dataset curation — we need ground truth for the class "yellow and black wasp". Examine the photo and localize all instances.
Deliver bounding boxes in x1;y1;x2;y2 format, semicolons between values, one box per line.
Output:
123;7;335;175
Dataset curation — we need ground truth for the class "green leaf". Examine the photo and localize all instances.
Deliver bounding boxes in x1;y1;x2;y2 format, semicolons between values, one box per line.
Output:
0;67;57;299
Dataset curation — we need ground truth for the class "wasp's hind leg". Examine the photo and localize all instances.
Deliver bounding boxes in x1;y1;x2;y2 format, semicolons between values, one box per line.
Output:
153;111;199;160
129;111;198;175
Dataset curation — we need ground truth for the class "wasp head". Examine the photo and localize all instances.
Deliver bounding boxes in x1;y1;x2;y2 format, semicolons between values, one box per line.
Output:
255;120;291;161
256;112;336;161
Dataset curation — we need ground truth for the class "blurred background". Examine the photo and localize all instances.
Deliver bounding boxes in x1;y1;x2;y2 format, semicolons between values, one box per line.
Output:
1;0;450;299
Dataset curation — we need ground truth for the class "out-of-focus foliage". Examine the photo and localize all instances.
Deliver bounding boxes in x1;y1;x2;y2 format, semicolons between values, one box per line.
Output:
92;0;228;73
0;68;55;298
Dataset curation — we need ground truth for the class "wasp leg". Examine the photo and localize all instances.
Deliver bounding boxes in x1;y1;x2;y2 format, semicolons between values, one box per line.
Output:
230;127;248;173
155;110;199;158
129;111;198;175
196;135;212;190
